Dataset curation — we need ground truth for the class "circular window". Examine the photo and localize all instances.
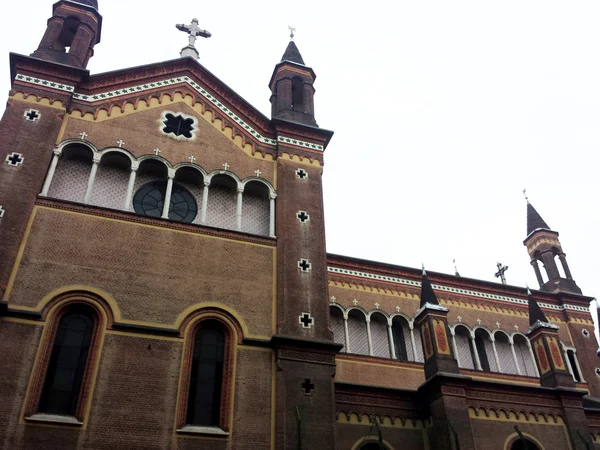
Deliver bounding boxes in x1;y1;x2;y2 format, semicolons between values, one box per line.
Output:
133;181;197;223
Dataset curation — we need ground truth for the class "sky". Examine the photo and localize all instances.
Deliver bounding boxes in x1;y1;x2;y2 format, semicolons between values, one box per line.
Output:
0;1;598;306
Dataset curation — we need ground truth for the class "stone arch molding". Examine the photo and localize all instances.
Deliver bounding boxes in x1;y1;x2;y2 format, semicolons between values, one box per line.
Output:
41;139;277;237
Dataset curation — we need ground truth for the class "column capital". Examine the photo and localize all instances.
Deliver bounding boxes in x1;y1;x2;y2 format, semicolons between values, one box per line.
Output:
131;162;139;171
203;179;211;187
167;168;176;179
53;148;62;157
270;192;277;200
237;187;244;194
92;154;101;164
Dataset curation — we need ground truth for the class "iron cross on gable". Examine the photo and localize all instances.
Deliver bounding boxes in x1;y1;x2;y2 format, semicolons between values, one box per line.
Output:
176;19;212;47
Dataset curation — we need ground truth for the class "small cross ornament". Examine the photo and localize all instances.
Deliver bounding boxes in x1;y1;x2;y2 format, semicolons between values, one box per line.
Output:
396;306;401;312
254;169;262;177
352;299;359;306
514;324;519;331
5;152;24;166
79;132;88;140
374;302;380;309
153;148;161;156
188;155;197;163
301;378;314;395
330;296;336;302
476;319;482;326
299;312;314;329
457;315;462;323
495;321;501;329
24;109;40;121
297;211;310;223
298;258;311;272
296;168;307;179
0;205;5;218
116;140;125;148
221;163;230;171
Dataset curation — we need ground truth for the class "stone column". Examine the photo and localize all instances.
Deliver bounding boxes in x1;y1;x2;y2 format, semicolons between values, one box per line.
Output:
541;249;560;281
531;259;544;287
451;328;460;367
69;23;94;68
470;335;483;370
123;162;138;211
269;193;277;237
366;317;373;356
83;155;100;204
558;253;573;280
510;339;522;375
236;187;243;231
387;321;397;360
161;169;175;219
343;313;350;353
409;322;418;361
200;180;210;224
491;336;501;373
40;149;61;197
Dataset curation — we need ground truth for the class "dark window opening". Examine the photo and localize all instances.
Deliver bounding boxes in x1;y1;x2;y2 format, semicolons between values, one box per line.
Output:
57;17;80;51
475;334;491;372
567;350;581;382
133;181;197;223
39;307;95;416
359;442;389;450
511;437;540;450
291;77;304;111
392;321;408;361
186;323;225;426
163;113;195;138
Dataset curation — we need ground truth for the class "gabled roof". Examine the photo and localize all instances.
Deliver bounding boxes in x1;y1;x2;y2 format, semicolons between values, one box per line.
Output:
527;202;551;235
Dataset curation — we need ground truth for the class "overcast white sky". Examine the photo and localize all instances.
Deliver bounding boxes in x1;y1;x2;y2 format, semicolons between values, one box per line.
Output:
0;1;598;304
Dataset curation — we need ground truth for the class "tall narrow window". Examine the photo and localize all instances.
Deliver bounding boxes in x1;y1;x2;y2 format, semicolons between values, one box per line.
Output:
475;334;491;372
567;350;581;382
39;306;95;416
392;321;408;361
186;322;225;426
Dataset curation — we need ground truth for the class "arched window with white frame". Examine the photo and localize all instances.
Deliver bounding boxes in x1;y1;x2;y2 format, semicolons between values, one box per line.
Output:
454;325;475;369
369;312;390;359
346;309;369;356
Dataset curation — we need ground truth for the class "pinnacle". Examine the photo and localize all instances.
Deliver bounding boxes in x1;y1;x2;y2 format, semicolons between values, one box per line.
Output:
420;270;439;308
527;289;548;326
527;201;551;236
280;40;305;65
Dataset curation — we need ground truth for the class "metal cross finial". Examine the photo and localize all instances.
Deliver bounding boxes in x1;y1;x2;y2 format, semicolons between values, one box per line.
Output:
453;258;461;277
495;262;509;285
288;26;296;40
523;188;529;203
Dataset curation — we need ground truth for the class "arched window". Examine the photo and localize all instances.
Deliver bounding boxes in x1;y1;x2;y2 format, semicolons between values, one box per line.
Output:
370;313;390;359
391;317;411;361
454;325;475;369
511;437;541;450
133;181;197;223
186;322;225;426
89;151;131;210
205;174;238;231
38;306;95;416
513;334;537;377
474;329;492;372
241;181;270;236
48;144;94;203
347;310;369;356
329;306;346;352
494;332;517;375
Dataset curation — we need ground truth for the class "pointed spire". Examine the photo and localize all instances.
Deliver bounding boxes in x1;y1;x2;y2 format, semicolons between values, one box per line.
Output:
527;201;551;236
281;40;305;65
527;287;548;326
420;268;439;308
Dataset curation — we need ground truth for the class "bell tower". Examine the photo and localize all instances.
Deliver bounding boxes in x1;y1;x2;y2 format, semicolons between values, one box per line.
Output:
524;200;582;294
31;0;102;69
269;37;317;127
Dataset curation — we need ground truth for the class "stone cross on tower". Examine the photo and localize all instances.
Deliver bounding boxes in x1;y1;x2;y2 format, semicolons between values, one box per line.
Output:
176;19;212;60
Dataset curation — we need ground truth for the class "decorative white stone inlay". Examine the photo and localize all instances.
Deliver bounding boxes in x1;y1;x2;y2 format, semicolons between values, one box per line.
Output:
24;109;40;121
299;312;314;329
0;205;5;218
79;132;88;140
296;168;308;179
298;258;311;272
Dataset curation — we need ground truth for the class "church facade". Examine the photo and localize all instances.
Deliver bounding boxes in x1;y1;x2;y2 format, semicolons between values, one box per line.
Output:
0;2;599;449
